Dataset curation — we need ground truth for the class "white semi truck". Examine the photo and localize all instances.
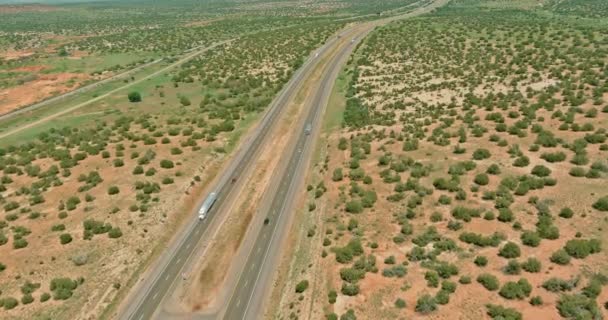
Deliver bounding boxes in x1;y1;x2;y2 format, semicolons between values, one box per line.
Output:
199;192;217;220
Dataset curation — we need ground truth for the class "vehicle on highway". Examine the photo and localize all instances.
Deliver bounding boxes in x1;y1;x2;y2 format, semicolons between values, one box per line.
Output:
304;123;312;135
199;192;218;220
264;217;270;225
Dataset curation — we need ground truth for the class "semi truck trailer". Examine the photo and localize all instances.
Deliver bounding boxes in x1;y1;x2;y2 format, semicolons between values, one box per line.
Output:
199;192;217;220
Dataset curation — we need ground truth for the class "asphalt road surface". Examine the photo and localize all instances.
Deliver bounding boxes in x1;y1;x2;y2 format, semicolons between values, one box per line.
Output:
122;30;345;320
222;24;372;320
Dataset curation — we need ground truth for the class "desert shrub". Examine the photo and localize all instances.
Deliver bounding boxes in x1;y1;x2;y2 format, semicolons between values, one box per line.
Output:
341;283;359;296
108;227;123;239
295;280;309;293
542;277;578;292
40;292;51;302
2;297;18;310
474;173;489;186
487;164;501;175
592;196;608;211
520;231;541;247
541;152;566;163
128;91;142;102
550;249;571;265
332;168;343;181
474;256;488;267
521;258;541;273
564;239;601;259
498;242;521;259
108;186;120;195
485;304;521;320
557;294;601;319
503;260;521;275
50;278;78;300
559;207;574;219
569;167;586;177
415;294;437;314
395;298;406;308
499;278;532;300
531;165;551;177
477;273;499;291
472;149;491;160
13;238;28;249
160;159;174;169
60;233;72;245
529;296;543;306
132;166;144;175
345;200;363;213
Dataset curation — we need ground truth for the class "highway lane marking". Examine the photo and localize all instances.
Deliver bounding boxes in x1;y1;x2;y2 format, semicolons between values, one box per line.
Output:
237;299;241;307
257;246;261;253
165;274;170;280
138;315;145;320
245;280;249;287
176;258;182;264
186;243;191;249
152;292;159;300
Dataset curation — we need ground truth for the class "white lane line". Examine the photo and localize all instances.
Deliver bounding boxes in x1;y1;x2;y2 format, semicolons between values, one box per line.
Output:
165;274;170;281
257;246;261;253
138;315;144;320
237;299;241;307
152;292;159;300
251;263;256;270
244;280;249;287
186;243;191;249
176;258;182;264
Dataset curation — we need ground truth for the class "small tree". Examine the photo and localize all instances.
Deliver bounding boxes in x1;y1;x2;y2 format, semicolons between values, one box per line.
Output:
128;91;142;102
295;280;309;293
60;233;73;245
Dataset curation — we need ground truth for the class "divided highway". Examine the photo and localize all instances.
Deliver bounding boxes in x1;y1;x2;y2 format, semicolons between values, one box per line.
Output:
121;29;346;320
222;25;373;320
121;1;445;319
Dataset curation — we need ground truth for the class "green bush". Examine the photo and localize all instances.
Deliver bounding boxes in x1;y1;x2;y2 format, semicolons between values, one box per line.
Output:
395;298;406;308
477;273;499;291
531;165;551;177
108;228;123;239
592;196;608;211
521;258;541;273
550;249;571;265
160;159;174;169
128;91;142;102
415;294;437;314
521;231;541;247
2;297;18;310
474;256;488;267
472;149;491;160
559;207;574;218
542;277;578;292
499;278;532;300
498;242;520;259
485;304;522;320
530;296;543;306
60;233;72;245
557;294;601;319
108;186;120;195
564;239;601;259
295;280;309;293
569;167;586;177
474;173;489;186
